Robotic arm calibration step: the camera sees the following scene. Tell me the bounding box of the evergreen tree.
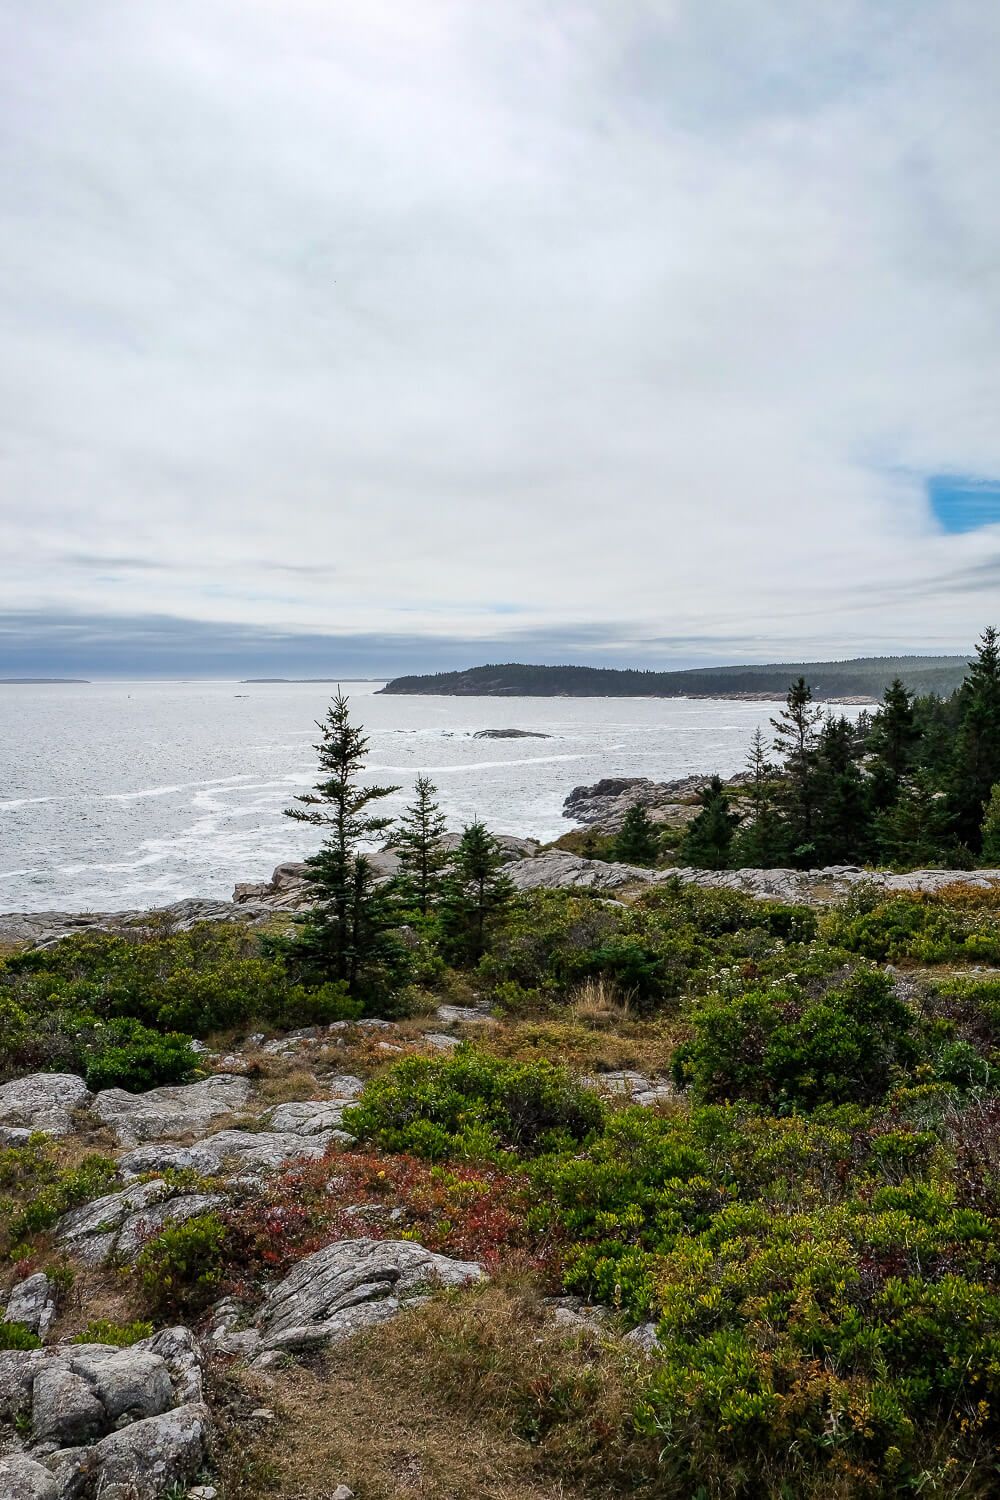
[981,784,1000,865]
[678,775,739,869]
[875,772,952,869]
[950,627,1000,849]
[732,728,789,867]
[391,775,449,916]
[867,678,917,808]
[440,821,514,965]
[282,692,405,994]
[771,678,824,865]
[613,802,661,866]
[810,715,871,865]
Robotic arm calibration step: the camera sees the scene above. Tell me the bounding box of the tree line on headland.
[380,654,971,699]
[603,627,1000,872]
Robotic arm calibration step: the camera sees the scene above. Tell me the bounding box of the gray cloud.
[2,0,1000,667]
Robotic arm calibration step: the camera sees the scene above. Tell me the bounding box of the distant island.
[0,677,91,685]
[380,656,972,701]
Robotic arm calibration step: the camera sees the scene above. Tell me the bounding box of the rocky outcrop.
[0,1074,93,1143]
[0,1328,207,1500]
[0,899,270,951]
[584,1070,674,1107]
[472,728,551,739]
[90,1074,252,1146]
[505,850,1000,906]
[507,851,658,892]
[253,1237,486,1353]
[563,775,745,833]
[54,1180,225,1265]
[4,1274,57,1341]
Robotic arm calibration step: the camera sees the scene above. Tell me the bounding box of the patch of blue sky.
[928,476,1000,535]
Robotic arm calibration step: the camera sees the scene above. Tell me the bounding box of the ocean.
[0,680,861,913]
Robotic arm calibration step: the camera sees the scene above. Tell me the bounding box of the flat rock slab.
[91,1074,252,1146]
[195,1127,337,1173]
[255,1236,486,1352]
[0,1073,92,1141]
[268,1100,349,1135]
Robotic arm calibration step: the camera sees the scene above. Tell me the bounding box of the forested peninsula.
[380,655,970,700]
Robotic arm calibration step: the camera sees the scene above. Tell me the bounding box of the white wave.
[0,796,54,810]
[101,775,256,803]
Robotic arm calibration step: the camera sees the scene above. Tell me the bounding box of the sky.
[2,0,1000,677]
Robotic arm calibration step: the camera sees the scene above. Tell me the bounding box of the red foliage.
[222,1147,564,1296]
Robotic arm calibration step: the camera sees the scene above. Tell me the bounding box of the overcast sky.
[2,0,1000,676]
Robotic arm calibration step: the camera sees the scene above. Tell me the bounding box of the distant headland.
[379,656,971,701]
[0,677,91,685]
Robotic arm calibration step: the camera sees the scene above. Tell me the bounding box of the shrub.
[2,1143,119,1251]
[72,1318,154,1346]
[132,1212,229,1318]
[671,967,917,1110]
[343,1051,605,1160]
[828,887,1000,964]
[0,1320,42,1349]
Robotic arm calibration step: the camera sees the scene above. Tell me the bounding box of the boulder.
[584,1070,674,1107]
[90,1074,252,1146]
[81,1399,211,1500]
[117,1143,225,1180]
[0,1455,60,1500]
[255,1237,486,1352]
[5,1273,57,1340]
[473,728,550,739]
[0,1074,92,1141]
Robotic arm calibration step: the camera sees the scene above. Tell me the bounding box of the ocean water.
[0,681,860,914]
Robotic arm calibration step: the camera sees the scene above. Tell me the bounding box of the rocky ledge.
[562,774,749,833]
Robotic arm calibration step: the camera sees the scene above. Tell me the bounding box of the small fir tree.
[440,820,514,965]
[981,783,1000,865]
[282,692,405,995]
[391,775,449,917]
[613,803,660,866]
[810,714,871,865]
[731,728,788,867]
[868,678,917,808]
[874,772,952,869]
[950,627,1000,848]
[678,776,740,869]
[771,677,824,865]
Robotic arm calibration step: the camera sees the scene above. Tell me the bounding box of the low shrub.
[343,1050,605,1160]
[131,1212,229,1318]
[0,1320,41,1349]
[828,886,1000,964]
[0,1139,119,1253]
[71,1318,154,1346]
[671,967,917,1110]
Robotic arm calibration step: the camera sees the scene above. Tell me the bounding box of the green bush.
[343,1050,605,1160]
[3,1148,119,1247]
[671,967,917,1110]
[71,1318,154,1346]
[828,887,1000,964]
[132,1213,229,1318]
[0,1320,42,1350]
[640,1191,1000,1494]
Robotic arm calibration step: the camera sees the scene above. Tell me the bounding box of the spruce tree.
[771,677,824,865]
[875,772,952,869]
[282,692,404,994]
[678,775,739,869]
[981,784,1000,865]
[868,678,917,808]
[810,715,871,865]
[440,820,514,965]
[391,775,449,917]
[732,728,788,867]
[613,802,660,866]
[950,627,1000,849]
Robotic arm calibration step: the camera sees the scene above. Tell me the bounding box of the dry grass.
[480,1017,683,1076]
[249,1279,659,1500]
[565,975,632,1028]
[44,1261,145,1343]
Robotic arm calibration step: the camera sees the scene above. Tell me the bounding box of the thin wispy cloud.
[1,0,999,673]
